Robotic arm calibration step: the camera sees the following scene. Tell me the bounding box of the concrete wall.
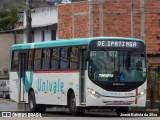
[24,7,57,28]
[0,33,23,74]
[23,7,58,43]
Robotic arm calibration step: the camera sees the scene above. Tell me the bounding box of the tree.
[0,7,20,31]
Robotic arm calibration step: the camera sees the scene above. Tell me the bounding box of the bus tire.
[28,90,46,112]
[69,93,84,116]
[116,107,129,116]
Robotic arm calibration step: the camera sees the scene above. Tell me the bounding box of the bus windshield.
[89,50,146,82]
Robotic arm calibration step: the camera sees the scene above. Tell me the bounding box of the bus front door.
[79,50,86,104]
[18,53,27,103]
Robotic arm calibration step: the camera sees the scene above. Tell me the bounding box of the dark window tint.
[70,47,79,70]
[60,48,69,69]
[51,48,60,70]
[28,50,34,70]
[42,49,51,70]
[11,51,19,71]
[34,49,42,70]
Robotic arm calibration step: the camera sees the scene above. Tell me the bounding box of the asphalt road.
[0,98,159,120]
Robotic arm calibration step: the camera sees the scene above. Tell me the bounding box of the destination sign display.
[90,40,144,49]
[97,41,137,48]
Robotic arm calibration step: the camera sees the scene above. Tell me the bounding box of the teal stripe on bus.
[34,39,88,49]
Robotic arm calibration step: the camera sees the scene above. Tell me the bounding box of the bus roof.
[11,37,144,50]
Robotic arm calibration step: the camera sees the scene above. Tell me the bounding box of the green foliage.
[0,7,20,31]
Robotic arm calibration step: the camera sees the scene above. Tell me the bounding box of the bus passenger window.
[11,51,19,71]
[60,48,69,70]
[28,50,34,70]
[51,48,60,70]
[34,49,42,70]
[42,49,51,70]
[70,47,79,70]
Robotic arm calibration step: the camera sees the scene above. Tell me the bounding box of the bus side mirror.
[79,45,89,61]
[141,53,145,57]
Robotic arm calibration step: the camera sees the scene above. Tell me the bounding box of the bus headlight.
[87,88,101,98]
[136,89,146,99]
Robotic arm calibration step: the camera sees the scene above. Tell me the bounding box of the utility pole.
[140,0,145,41]
[26,0,32,43]
[130,0,134,38]
[89,0,93,37]
[71,2,74,38]
[99,1,103,36]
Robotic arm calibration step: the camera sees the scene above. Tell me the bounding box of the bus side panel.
[10,72,19,102]
[62,72,80,106]
[33,72,59,105]
[24,71,34,103]
[31,71,80,106]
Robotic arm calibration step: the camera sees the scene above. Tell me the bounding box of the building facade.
[23,6,58,43]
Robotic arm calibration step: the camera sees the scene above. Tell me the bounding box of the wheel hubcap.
[30,95,34,109]
[71,98,76,110]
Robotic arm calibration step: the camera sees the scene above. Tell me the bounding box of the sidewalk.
[130,100,160,113]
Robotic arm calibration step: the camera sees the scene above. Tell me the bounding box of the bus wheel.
[116,107,129,116]
[69,93,84,116]
[29,90,46,112]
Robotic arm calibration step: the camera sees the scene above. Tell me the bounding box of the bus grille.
[106,87,135,92]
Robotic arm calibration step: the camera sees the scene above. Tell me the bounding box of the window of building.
[32,31,34,42]
[42,49,51,70]
[42,30,45,41]
[51,30,56,40]
[34,49,42,70]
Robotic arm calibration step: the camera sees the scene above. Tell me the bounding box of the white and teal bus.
[10,37,147,116]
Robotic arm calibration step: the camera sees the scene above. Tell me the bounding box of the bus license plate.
[113,101,123,105]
